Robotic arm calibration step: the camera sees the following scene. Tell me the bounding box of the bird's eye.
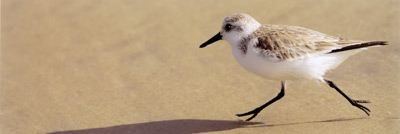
[225,24,232,31]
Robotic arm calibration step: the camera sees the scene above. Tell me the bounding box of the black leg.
[324,79,371,116]
[237,81,286,121]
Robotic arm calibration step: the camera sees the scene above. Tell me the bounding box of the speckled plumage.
[248,24,383,61]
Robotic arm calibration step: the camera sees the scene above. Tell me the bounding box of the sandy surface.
[2,0,400,133]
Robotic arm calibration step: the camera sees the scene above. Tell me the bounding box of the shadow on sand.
[48,119,261,134]
[48,118,367,134]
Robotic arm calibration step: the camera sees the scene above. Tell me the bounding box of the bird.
[199,13,387,121]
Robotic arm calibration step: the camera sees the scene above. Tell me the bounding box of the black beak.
[199,32,222,48]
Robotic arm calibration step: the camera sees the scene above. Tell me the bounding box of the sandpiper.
[200,13,387,121]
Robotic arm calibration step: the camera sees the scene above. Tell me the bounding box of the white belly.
[231,44,358,81]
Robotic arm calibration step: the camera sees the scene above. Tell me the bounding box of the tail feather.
[329,41,387,53]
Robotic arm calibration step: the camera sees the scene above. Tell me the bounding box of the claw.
[352,102,371,116]
[236,111,254,117]
[354,100,371,103]
[237,110,260,121]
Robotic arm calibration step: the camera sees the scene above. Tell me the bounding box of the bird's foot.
[236,108,262,121]
[351,100,371,116]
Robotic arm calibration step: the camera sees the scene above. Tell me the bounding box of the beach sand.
[2,0,399,133]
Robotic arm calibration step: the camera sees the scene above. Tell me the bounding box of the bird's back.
[249,24,386,61]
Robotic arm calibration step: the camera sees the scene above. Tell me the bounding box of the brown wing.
[252,25,369,60]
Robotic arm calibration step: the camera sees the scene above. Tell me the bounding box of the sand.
[1,0,399,133]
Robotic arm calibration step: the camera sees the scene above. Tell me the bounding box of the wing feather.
[251,25,370,61]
